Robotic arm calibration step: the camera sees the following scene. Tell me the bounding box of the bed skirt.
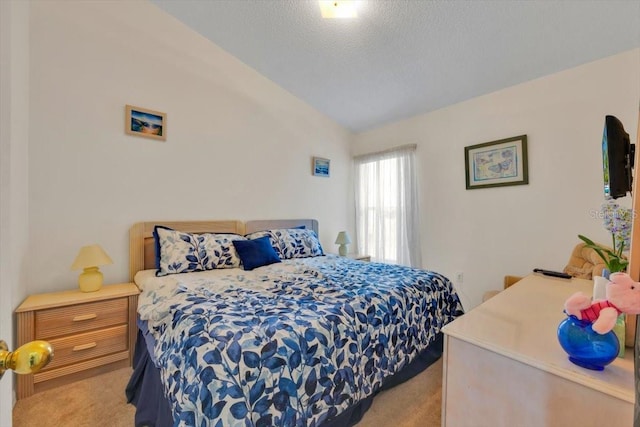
[126,330,444,427]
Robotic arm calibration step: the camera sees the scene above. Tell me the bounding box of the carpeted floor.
[13,359,442,427]
[358,358,442,427]
[13,368,136,427]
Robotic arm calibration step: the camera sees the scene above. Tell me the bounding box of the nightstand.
[15,282,139,399]
[346,254,371,262]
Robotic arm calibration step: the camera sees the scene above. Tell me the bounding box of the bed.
[126,219,463,427]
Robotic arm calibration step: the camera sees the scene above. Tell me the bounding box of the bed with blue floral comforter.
[131,255,463,427]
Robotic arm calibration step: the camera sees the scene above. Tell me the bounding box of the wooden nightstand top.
[16,282,139,312]
[345,254,371,261]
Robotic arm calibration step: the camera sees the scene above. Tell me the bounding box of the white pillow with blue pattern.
[155,226,246,276]
[245,228,324,259]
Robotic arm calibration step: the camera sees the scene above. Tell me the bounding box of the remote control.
[533,268,571,279]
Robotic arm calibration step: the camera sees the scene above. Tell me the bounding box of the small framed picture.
[312,157,330,177]
[125,105,166,141]
[464,135,528,189]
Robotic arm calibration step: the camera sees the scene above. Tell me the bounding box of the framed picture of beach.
[125,105,166,141]
[465,135,528,189]
[312,157,330,177]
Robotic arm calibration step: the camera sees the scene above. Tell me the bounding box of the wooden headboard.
[245,219,318,234]
[129,219,318,281]
[129,220,245,281]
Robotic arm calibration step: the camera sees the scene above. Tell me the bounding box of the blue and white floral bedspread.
[137,256,463,427]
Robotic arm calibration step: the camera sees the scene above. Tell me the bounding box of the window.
[354,145,421,267]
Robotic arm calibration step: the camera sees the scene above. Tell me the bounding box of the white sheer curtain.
[354,145,422,267]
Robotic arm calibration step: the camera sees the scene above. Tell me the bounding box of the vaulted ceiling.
[152,0,640,132]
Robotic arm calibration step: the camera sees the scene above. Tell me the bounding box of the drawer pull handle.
[72,314,97,322]
[72,342,97,352]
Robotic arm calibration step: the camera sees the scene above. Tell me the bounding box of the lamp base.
[338,244,348,256]
[78,267,103,292]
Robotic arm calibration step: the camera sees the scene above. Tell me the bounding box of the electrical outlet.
[455,272,464,283]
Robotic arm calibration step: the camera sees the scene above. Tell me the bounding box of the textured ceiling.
[151,0,640,132]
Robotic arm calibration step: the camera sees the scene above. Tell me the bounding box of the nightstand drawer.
[43,324,128,370]
[35,298,128,339]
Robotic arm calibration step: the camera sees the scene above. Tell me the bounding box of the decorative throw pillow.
[153,225,172,269]
[245,228,324,259]
[155,226,245,276]
[232,236,281,270]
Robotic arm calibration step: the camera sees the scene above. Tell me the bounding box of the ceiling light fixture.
[319,1,359,19]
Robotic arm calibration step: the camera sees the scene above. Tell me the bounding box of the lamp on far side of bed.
[335,231,351,256]
[70,244,113,292]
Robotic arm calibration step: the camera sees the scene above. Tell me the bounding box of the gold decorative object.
[0,339,53,379]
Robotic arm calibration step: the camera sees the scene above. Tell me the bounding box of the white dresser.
[441,274,634,427]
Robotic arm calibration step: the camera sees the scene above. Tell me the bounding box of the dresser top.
[442,274,634,403]
[16,282,139,312]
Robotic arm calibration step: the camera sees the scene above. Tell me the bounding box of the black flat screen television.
[603,115,635,199]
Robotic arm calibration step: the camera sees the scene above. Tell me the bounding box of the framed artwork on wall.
[125,105,166,141]
[312,157,330,177]
[465,135,528,189]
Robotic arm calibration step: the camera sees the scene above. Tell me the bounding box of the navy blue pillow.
[233,236,281,271]
[153,225,174,270]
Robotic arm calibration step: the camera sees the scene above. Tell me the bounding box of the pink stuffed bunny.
[564,272,640,334]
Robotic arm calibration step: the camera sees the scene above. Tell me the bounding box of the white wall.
[27,1,353,294]
[1,0,30,422]
[353,49,640,310]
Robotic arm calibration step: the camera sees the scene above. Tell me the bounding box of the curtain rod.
[353,143,417,160]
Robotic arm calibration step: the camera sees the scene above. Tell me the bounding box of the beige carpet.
[13,359,442,427]
[357,358,442,427]
[13,367,136,427]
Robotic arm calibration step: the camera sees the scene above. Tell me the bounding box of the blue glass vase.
[557,315,619,371]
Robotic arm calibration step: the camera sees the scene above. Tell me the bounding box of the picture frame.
[312,157,330,177]
[125,105,166,141]
[464,135,528,190]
